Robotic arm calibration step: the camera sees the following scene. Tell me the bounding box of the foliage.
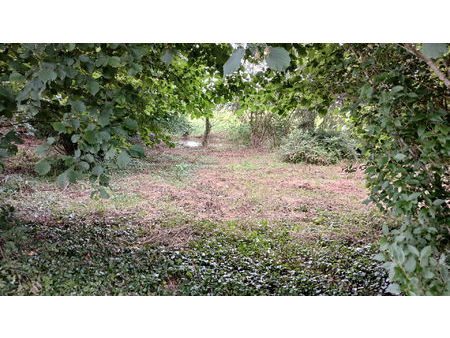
[158,113,192,136]
[281,129,358,165]
[0,43,229,194]
[287,43,449,295]
[0,219,388,296]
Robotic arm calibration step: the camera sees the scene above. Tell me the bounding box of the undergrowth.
[0,218,389,296]
[281,129,358,165]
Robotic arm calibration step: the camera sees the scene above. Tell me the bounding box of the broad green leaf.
[71,100,86,113]
[422,43,448,59]
[84,130,97,145]
[386,283,401,295]
[67,169,79,183]
[117,150,130,169]
[407,245,420,257]
[52,122,65,132]
[38,68,57,82]
[35,144,48,156]
[92,164,104,176]
[98,112,110,127]
[404,256,417,273]
[265,47,291,72]
[432,199,444,206]
[417,125,425,137]
[124,118,138,131]
[57,171,68,188]
[79,161,90,170]
[223,48,245,76]
[35,160,51,175]
[393,153,406,161]
[391,85,404,94]
[108,56,121,67]
[71,134,80,143]
[83,154,95,163]
[95,55,109,67]
[86,79,100,95]
[420,246,432,260]
[129,144,145,158]
[9,72,24,82]
[104,148,115,160]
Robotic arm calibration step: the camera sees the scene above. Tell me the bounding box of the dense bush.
[281,129,358,165]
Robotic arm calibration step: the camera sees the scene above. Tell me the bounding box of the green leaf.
[391,85,404,94]
[71,100,86,113]
[422,43,448,59]
[223,48,245,76]
[52,122,65,132]
[386,283,401,295]
[417,125,425,137]
[407,245,420,257]
[57,172,68,188]
[124,118,138,131]
[35,144,48,156]
[83,154,95,163]
[265,47,291,72]
[84,130,97,145]
[404,256,417,273]
[108,56,121,67]
[393,153,406,161]
[86,79,100,95]
[98,112,110,127]
[420,246,432,260]
[129,144,145,158]
[38,68,57,83]
[71,134,80,143]
[99,187,110,199]
[92,164,104,176]
[104,148,115,160]
[95,55,109,67]
[382,223,389,235]
[79,161,90,170]
[116,150,130,169]
[67,169,79,183]
[9,72,24,82]
[432,199,444,206]
[162,49,174,66]
[34,160,51,175]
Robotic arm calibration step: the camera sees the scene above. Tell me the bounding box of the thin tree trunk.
[202,117,211,147]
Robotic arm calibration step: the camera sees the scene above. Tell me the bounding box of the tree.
[284,43,449,295]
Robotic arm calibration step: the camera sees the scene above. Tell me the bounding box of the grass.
[0,133,393,295]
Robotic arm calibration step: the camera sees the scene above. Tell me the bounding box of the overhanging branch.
[403,43,450,89]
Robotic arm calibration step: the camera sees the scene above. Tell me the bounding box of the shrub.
[228,123,251,145]
[281,129,358,165]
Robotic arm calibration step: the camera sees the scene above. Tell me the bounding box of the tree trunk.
[202,117,211,147]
